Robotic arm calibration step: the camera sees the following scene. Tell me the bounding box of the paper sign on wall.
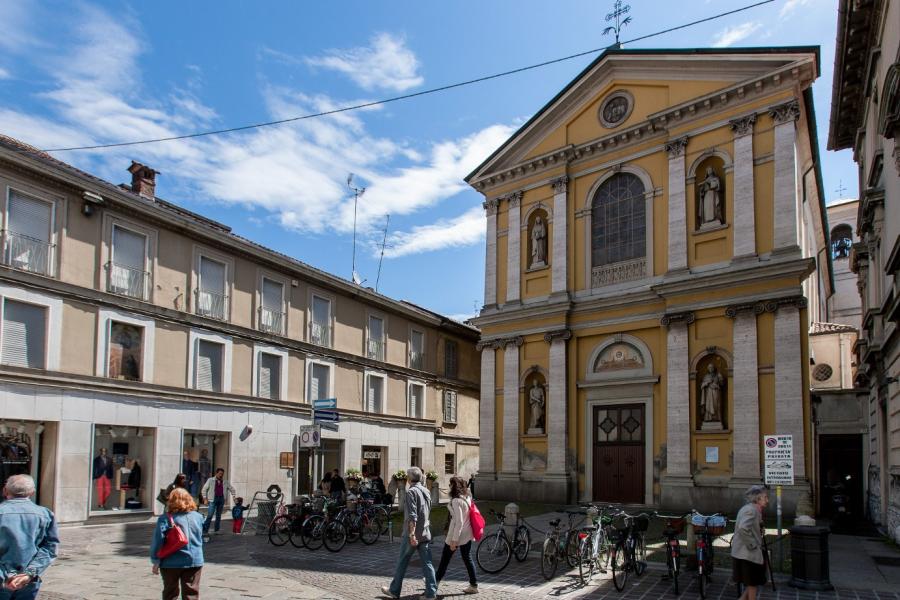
[764,434,794,485]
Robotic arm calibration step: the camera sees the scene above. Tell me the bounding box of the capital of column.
[660,311,695,328]
[768,99,800,125]
[502,335,524,348]
[543,329,572,343]
[759,295,807,313]
[483,198,500,215]
[665,136,688,158]
[505,191,523,208]
[550,176,569,194]
[729,114,756,137]
[725,302,764,318]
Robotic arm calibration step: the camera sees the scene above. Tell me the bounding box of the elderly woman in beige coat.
[731,485,769,599]
[434,476,478,595]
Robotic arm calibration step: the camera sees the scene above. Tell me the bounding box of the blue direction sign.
[314,409,339,422]
[313,398,337,410]
[320,422,339,432]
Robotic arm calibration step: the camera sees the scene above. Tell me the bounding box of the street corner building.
[467,47,834,516]
[0,136,480,523]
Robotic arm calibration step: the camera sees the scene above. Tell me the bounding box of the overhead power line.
[39,0,775,153]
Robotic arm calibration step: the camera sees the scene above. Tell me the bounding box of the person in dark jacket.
[150,488,204,600]
[330,469,346,501]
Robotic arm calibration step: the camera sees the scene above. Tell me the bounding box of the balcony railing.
[409,350,425,370]
[259,306,285,335]
[195,289,228,320]
[367,338,384,361]
[2,230,54,277]
[310,321,331,347]
[106,261,149,300]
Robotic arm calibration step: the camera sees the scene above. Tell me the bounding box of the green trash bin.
[789,525,833,590]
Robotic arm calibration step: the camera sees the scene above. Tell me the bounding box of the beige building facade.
[0,136,479,523]
[829,0,900,541]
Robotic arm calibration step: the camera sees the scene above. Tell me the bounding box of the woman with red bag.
[434,476,479,595]
[149,488,205,599]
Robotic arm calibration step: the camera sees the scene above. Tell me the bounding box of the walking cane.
[762,534,776,592]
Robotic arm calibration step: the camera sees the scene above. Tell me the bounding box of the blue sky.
[0,0,853,320]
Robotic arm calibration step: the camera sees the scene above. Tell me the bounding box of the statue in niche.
[697,166,725,228]
[699,363,725,430]
[527,379,545,433]
[531,215,547,268]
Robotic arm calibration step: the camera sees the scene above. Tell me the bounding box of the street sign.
[298,425,321,448]
[313,398,337,410]
[764,434,794,485]
[320,422,339,432]
[314,409,339,422]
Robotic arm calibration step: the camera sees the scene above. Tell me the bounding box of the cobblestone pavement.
[39,513,900,600]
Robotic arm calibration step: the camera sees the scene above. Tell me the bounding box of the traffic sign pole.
[776,485,783,571]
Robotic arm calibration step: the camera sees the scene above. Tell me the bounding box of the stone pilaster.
[730,115,757,257]
[661,311,694,477]
[726,303,761,479]
[666,137,689,271]
[506,192,522,303]
[483,198,500,306]
[769,100,800,251]
[501,336,523,475]
[773,297,807,478]
[550,177,568,295]
[477,341,497,476]
[544,329,571,474]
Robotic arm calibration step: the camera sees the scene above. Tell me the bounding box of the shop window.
[308,361,331,402]
[2,190,55,277]
[410,447,422,469]
[444,453,455,475]
[107,321,143,381]
[1,299,46,369]
[91,425,154,514]
[443,390,457,424]
[182,431,228,499]
[257,352,281,400]
[408,381,425,419]
[444,339,458,379]
[194,339,224,392]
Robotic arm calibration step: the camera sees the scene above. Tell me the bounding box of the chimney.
[128,161,159,199]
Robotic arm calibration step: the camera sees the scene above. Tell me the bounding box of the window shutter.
[1,299,46,368]
[199,257,226,293]
[196,340,222,392]
[312,296,330,325]
[262,279,282,310]
[8,192,52,242]
[258,353,280,400]
[445,340,458,378]
[112,226,146,269]
[310,363,329,401]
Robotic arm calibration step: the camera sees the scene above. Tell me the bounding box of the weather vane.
[603,1,632,47]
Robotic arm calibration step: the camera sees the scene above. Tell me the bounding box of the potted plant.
[425,470,439,482]
[426,470,440,503]
[346,467,362,481]
[393,469,408,482]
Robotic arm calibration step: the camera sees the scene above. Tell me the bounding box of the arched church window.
[830,224,852,259]
[591,173,646,285]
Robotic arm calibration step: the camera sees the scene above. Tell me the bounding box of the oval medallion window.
[812,363,833,382]
[598,90,634,128]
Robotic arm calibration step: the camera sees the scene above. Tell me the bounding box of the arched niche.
[525,206,551,270]
[520,366,548,434]
[691,347,731,431]
[585,333,654,382]
[692,155,728,231]
[687,148,733,180]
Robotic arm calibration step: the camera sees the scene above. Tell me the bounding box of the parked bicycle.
[268,499,314,548]
[576,504,618,585]
[300,496,347,552]
[334,496,381,545]
[655,512,688,595]
[475,508,531,574]
[690,511,727,599]
[609,510,650,591]
[540,509,589,580]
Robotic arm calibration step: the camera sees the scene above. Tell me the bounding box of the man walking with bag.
[0,475,59,600]
[382,467,437,599]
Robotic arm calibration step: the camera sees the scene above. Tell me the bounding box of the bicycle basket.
[311,497,326,512]
[691,514,727,535]
[632,515,650,532]
[664,518,686,535]
[286,503,303,516]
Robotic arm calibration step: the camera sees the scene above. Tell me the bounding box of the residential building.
[0,136,479,523]
[829,0,900,540]
[467,47,831,514]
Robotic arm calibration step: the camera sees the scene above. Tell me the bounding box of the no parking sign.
[299,425,321,448]
[764,434,794,485]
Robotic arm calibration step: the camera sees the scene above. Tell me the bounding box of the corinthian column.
[727,303,761,479]
[550,177,568,295]
[769,100,800,251]
[544,329,571,474]
[477,341,497,476]
[501,337,523,475]
[662,311,693,477]
[730,115,757,258]
[506,192,522,304]
[773,297,807,478]
[483,198,500,306]
[666,137,689,271]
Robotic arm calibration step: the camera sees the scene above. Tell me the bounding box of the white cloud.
[384,206,485,258]
[711,21,762,48]
[304,33,424,92]
[0,67,10,80]
[780,0,814,17]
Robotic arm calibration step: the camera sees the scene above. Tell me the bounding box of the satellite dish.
[352,271,363,285]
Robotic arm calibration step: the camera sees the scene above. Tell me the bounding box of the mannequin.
[126,458,142,498]
[93,447,114,508]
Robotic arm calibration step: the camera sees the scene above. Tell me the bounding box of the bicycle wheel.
[267,515,291,546]
[323,520,347,552]
[301,515,325,551]
[611,541,628,591]
[289,517,306,548]
[633,534,646,576]
[596,531,612,573]
[565,530,580,567]
[476,532,512,574]
[514,525,531,562]
[374,507,390,534]
[360,514,381,545]
[540,537,558,581]
[578,537,596,586]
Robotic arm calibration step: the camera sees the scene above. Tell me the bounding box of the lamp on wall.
[239,425,253,442]
[81,190,103,217]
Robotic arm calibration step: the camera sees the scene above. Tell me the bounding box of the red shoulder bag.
[156,513,188,559]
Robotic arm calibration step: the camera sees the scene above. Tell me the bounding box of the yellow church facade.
[467,47,831,513]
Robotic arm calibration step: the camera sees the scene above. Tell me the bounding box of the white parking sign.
[764,434,794,485]
[299,425,321,448]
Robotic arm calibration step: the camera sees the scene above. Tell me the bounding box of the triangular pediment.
[466,47,819,185]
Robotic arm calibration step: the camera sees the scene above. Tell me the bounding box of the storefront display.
[0,420,47,505]
[182,431,228,500]
[90,425,154,514]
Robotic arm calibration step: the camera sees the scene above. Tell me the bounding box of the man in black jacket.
[330,469,346,500]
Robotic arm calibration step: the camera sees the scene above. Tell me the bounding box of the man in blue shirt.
[0,475,59,600]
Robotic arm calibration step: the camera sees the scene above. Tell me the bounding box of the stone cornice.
[543,329,572,343]
[665,136,689,158]
[768,99,800,124]
[550,176,569,194]
[660,311,695,327]
[729,114,756,137]
[725,294,806,317]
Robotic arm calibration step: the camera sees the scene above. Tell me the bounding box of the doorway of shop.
[818,433,863,532]
[361,446,385,480]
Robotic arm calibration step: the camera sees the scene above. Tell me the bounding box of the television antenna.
[603,1,632,46]
[375,215,392,293]
[347,173,366,284]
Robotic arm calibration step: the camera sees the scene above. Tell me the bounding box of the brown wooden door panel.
[592,404,644,504]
